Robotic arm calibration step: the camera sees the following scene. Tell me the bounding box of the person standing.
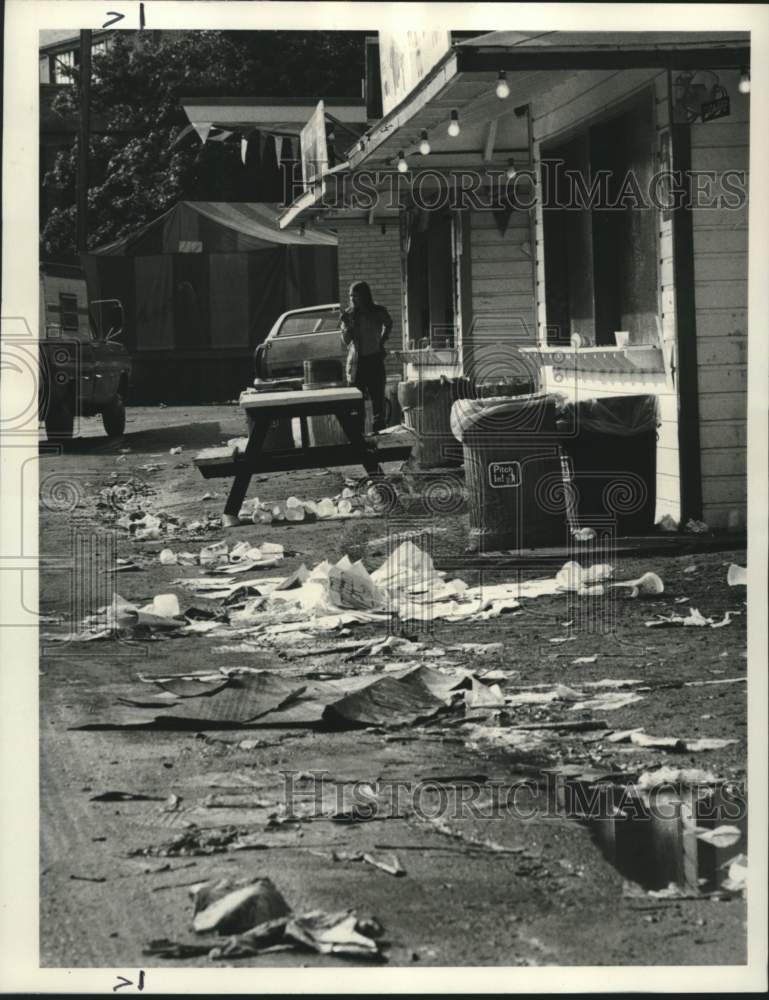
[340,280,392,433]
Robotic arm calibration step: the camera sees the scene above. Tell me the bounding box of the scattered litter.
[727,564,747,587]
[685,518,709,534]
[421,816,525,856]
[674,596,689,604]
[636,767,718,789]
[143,938,212,959]
[657,514,678,532]
[696,826,741,849]
[611,571,664,598]
[555,561,613,594]
[170,447,183,455]
[572,527,597,541]
[159,549,178,565]
[682,565,698,574]
[111,557,140,573]
[572,656,597,665]
[90,790,165,802]
[568,690,644,712]
[207,917,290,959]
[684,737,737,751]
[721,854,747,893]
[192,877,291,935]
[464,678,504,711]
[607,729,736,753]
[646,607,740,629]
[284,910,382,959]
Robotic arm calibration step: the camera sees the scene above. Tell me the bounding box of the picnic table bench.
[194,386,412,525]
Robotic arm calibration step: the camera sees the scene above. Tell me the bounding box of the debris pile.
[244,484,385,524]
[143,876,385,962]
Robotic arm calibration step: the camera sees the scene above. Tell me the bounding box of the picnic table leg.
[223,414,270,524]
[334,407,383,476]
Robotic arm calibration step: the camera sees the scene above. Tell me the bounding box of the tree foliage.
[41,30,365,257]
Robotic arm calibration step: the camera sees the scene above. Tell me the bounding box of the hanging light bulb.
[496,70,510,99]
[418,130,431,155]
[505,159,517,181]
[447,110,460,137]
[738,68,750,94]
[396,151,408,173]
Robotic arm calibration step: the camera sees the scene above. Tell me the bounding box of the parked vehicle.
[254,303,343,380]
[38,262,131,440]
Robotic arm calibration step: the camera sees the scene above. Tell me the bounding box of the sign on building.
[379,30,452,116]
[300,100,328,191]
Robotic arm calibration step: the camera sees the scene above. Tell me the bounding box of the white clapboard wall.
[464,208,538,385]
[690,69,748,529]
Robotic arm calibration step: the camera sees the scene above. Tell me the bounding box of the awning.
[92,201,337,256]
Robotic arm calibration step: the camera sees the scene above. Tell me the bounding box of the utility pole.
[76,29,92,253]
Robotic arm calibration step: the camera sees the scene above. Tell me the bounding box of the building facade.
[279,31,750,530]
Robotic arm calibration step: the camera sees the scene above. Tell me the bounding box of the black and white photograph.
[1,0,767,991]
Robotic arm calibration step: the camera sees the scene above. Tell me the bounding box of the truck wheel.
[102,394,126,437]
[45,399,74,441]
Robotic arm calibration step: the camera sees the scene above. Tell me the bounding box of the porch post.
[670,115,704,522]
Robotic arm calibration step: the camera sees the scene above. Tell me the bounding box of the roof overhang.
[347,32,750,171]
[278,31,750,230]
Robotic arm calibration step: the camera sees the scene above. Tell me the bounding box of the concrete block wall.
[334,218,403,377]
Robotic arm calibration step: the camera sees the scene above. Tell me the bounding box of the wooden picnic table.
[194,386,412,525]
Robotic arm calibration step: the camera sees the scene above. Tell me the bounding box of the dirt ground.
[38,405,748,969]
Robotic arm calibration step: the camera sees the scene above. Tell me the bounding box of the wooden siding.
[464,208,538,383]
[690,69,748,529]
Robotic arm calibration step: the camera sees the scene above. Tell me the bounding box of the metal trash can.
[451,393,567,551]
[556,395,659,534]
[398,377,470,468]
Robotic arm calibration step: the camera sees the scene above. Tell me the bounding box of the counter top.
[519,345,664,374]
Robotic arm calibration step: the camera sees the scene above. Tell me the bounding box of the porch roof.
[277,30,749,229]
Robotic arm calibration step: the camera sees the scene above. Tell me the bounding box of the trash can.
[556,395,659,534]
[451,393,568,551]
[398,377,470,468]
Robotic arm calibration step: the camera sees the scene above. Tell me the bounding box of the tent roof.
[92,201,337,256]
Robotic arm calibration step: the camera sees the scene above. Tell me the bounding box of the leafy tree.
[42,30,365,257]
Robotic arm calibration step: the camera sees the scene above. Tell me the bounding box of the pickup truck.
[39,262,131,440]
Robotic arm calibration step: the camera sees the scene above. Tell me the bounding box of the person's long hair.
[349,280,375,312]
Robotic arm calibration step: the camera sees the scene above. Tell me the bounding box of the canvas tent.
[83,202,338,403]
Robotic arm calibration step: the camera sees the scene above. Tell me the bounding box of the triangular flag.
[274,134,284,166]
[170,123,196,149]
[241,138,249,164]
[492,207,513,237]
[193,122,211,144]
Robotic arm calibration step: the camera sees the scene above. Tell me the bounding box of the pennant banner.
[240,138,249,165]
[274,134,284,167]
[169,123,196,149]
[193,122,212,144]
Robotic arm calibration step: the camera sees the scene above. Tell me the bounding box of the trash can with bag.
[398,377,471,468]
[556,395,659,534]
[451,392,568,551]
